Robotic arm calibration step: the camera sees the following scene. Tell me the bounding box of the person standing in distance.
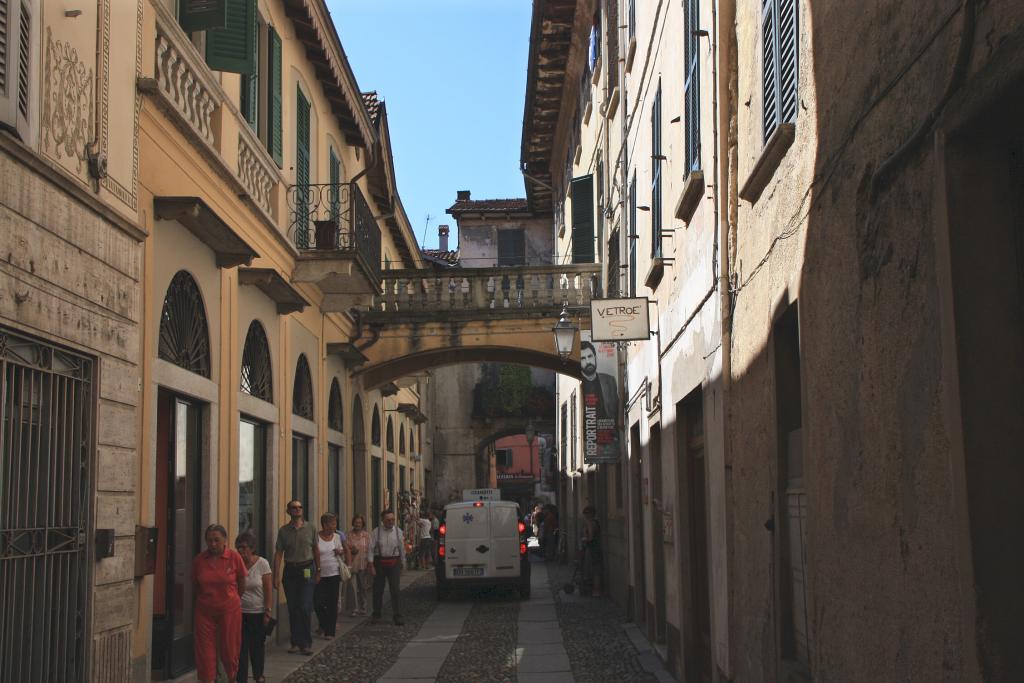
[368,508,405,626]
[273,499,320,655]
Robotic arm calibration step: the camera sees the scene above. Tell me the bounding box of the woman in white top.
[313,513,350,638]
[235,531,272,683]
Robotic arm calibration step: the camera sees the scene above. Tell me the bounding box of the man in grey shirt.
[368,508,405,625]
[273,499,320,654]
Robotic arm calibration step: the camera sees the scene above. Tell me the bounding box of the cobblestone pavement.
[283,571,437,683]
[278,557,667,682]
[545,561,661,682]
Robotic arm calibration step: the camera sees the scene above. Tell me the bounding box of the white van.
[435,500,531,600]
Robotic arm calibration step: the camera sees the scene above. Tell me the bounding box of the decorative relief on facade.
[42,28,93,173]
[98,0,142,209]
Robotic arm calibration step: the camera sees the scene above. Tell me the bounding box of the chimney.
[438,225,450,251]
[456,190,471,201]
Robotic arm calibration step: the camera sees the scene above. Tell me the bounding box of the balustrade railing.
[151,4,221,145]
[288,182,382,282]
[372,264,601,313]
[237,129,277,215]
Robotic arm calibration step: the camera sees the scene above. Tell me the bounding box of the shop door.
[152,390,202,678]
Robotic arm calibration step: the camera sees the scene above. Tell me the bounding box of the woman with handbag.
[313,513,350,638]
[347,514,372,616]
[235,531,272,683]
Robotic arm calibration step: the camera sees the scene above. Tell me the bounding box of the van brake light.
[518,521,526,534]
[473,502,484,507]
[520,542,527,555]
[439,524,446,536]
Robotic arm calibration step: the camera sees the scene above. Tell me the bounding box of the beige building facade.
[1,0,432,680]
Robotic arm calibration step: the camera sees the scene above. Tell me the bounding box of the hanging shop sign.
[590,298,651,341]
[580,330,622,464]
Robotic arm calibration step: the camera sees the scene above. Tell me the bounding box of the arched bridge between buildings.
[329,265,601,388]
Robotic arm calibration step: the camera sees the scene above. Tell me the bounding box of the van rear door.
[445,504,491,579]
[490,503,521,579]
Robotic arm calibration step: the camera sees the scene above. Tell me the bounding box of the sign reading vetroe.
[580,330,622,463]
[590,298,651,341]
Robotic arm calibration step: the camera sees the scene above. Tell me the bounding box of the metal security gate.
[0,327,93,683]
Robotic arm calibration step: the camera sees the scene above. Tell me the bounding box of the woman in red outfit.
[192,524,247,683]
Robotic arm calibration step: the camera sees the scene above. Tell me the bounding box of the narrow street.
[281,556,671,683]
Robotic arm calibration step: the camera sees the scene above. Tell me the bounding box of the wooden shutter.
[329,148,340,224]
[571,174,595,264]
[0,0,32,137]
[651,84,663,258]
[179,0,227,33]
[268,26,282,166]
[498,229,526,266]
[762,0,778,139]
[206,0,256,75]
[684,0,700,173]
[777,0,798,126]
[296,87,310,184]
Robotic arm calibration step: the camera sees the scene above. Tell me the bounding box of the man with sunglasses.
[273,499,321,654]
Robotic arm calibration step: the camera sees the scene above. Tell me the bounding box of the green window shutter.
[179,0,227,32]
[206,0,257,75]
[570,174,595,264]
[241,69,258,129]
[268,26,283,166]
[296,86,310,187]
[329,149,341,224]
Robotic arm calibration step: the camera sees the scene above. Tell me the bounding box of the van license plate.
[453,566,484,577]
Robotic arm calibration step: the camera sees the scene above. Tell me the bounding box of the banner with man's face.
[580,330,621,464]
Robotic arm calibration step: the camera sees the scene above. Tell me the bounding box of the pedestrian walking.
[417,511,434,569]
[234,531,272,683]
[192,524,246,683]
[347,514,371,616]
[368,508,405,625]
[581,505,604,597]
[313,513,349,639]
[273,499,320,655]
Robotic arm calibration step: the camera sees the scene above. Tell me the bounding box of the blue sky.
[327,0,533,250]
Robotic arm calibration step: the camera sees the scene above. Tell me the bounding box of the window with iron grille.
[159,271,211,378]
[240,320,272,402]
[292,354,313,420]
[496,448,513,468]
[327,378,343,432]
[651,82,663,258]
[0,325,94,683]
[684,0,701,174]
[629,175,638,296]
[498,229,526,266]
[762,0,798,141]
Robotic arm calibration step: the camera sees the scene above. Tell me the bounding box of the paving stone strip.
[515,559,574,683]
[282,572,437,683]
[434,586,520,683]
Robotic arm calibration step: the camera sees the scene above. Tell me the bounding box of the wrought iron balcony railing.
[288,182,382,282]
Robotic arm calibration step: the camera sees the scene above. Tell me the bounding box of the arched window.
[292,354,314,419]
[399,427,406,454]
[409,427,415,454]
[371,405,381,446]
[240,321,273,402]
[328,378,343,432]
[158,271,210,377]
[386,416,394,452]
